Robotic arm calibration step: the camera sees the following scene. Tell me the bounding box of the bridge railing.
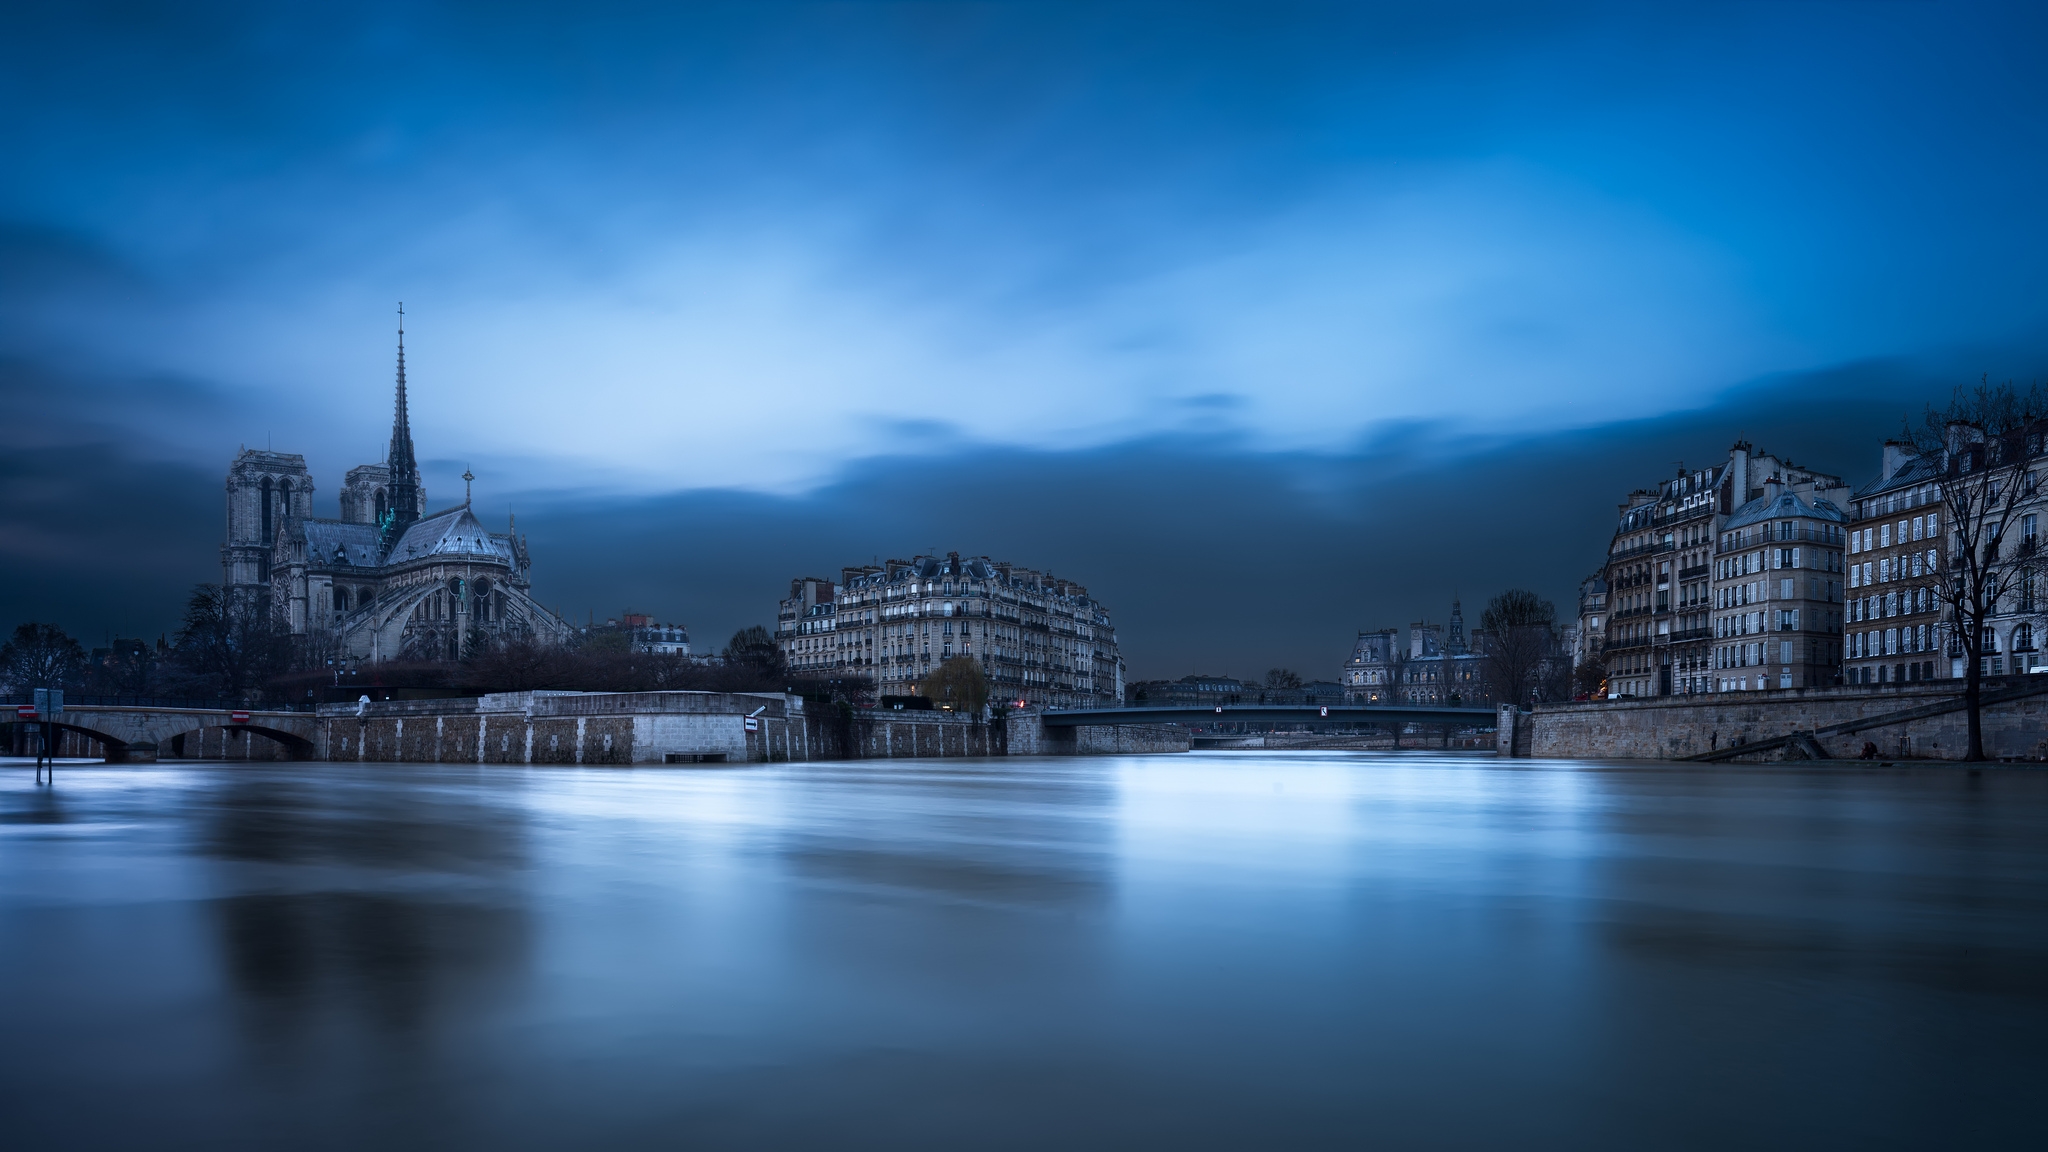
[0,694,317,713]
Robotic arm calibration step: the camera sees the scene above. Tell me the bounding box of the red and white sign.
[16,705,36,718]
[743,717,759,732]
[230,711,250,723]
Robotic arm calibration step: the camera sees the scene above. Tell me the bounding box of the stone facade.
[774,552,1124,709]
[1844,441,1952,684]
[1709,478,1848,692]
[1596,443,1844,699]
[1342,604,1486,705]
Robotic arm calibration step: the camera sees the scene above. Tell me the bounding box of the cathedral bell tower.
[381,303,423,552]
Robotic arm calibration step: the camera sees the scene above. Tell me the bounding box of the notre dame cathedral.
[221,313,571,662]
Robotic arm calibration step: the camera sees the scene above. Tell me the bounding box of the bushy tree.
[922,657,989,714]
[722,625,784,678]
[0,622,85,691]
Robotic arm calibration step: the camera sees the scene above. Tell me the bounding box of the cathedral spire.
[382,302,422,549]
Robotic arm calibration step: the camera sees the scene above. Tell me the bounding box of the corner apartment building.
[1842,441,1958,684]
[774,552,1123,708]
[1709,479,1847,692]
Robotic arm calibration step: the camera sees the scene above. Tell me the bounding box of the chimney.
[1880,439,1913,483]
[1727,441,1751,507]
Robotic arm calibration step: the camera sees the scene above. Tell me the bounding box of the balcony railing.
[1610,540,1676,561]
[1720,527,1840,552]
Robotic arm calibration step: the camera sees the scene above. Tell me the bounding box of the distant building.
[587,612,691,655]
[1342,601,1485,705]
[1127,675,1247,706]
[773,552,1123,708]
[1572,574,1608,682]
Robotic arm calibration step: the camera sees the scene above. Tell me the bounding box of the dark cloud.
[386,354,1985,680]
[0,346,2027,677]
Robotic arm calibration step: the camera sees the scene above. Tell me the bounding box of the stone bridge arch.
[3,707,317,762]
[157,722,316,761]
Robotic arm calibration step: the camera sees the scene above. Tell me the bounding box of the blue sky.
[6,1,2048,673]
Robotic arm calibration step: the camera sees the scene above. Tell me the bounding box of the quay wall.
[1518,680,2048,762]
[312,693,1190,765]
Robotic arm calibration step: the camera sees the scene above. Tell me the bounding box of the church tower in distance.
[381,303,423,550]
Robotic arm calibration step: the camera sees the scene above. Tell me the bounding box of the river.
[2,752,2043,1149]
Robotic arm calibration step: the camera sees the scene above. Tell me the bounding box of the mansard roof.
[1722,489,1846,531]
[302,519,383,567]
[384,505,513,566]
[1852,450,1942,499]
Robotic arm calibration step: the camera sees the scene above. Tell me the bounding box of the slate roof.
[301,520,384,567]
[385,506,514,565]
[1852,451,1942,499]
[1722,489,1846,531]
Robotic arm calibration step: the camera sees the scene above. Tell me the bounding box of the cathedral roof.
[302,520,384,567]
[385,506,513,566]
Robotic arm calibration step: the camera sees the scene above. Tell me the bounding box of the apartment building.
[1599,458,1727,698]
[1842,442,1949,684]
[774,552,1123,708]
[1709,479,1847,692]
[1600,443,1845,698]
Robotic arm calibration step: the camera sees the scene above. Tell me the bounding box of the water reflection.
[199,769,532,1055]
[0,755,2043,1150]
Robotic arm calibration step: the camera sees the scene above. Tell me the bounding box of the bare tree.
[167,585,294,702]
[1479,589,1561,705]
[1264,668,1302,690]
[1902,379,2048,761]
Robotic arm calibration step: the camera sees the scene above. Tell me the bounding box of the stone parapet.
[1529,677,2048,761]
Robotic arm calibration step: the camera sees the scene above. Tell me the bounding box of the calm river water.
[2,752,2044,1149]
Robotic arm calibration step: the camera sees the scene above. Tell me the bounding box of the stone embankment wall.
[320,691,812,765]
[1006,714,1190,756]
[314,693,1191,765]
[1518,680,2048,761]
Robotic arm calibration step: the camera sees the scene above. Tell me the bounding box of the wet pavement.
[2,752,2044,1149]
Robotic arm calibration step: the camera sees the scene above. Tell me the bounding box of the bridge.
[1040,704,1498,728]
[3,704,317,762]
